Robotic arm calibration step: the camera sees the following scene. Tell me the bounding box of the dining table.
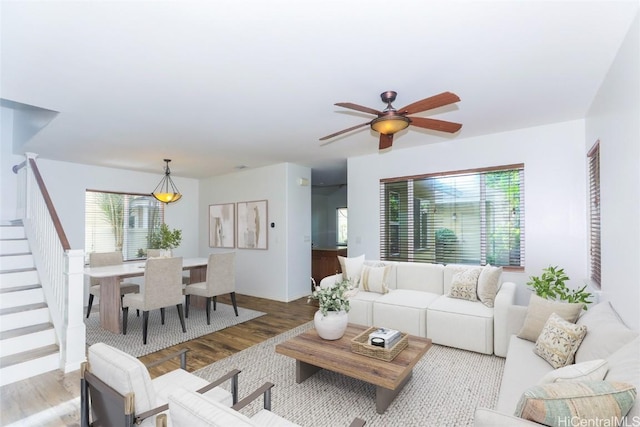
[84,257,208,334]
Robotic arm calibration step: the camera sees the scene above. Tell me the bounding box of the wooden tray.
[350,326,408,361]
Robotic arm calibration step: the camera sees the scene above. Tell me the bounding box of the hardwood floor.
[0,294,317,426]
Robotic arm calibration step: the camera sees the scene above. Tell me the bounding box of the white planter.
[314,310,348,340]
[159,249,172,257]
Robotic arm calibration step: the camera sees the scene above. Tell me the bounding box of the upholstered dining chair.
[148,249,190,285]
[184,252,238,325]
[122,257,186,345]
[81,342,241,427]
[86,251,140,318]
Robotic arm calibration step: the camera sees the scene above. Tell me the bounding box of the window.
[588,141,601,287]
[85,190,164,262]
[380,164,525,268]
[336,208,348,245]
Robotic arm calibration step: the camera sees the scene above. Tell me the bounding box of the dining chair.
[122,257,186,345]
[184,252,238,325]
[148,248,190,285]
[86,251,140,318]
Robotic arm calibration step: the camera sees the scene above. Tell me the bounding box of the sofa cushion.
[428,294,493,318]
[537,359,608,384]
[396,262,444,293]
[534,313,587,368]
[338,254,365,285]
[517,294,583,342]
[514,381,637,427]
[359,264,391,294]
[574,301,639,363]
[496,336,555,414]
[448,267,482,301]
[604,337,640,421]
[477,264,503,307]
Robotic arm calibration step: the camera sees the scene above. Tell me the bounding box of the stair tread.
[0,344,59,368]
[0,322,54,340]
[0,267,37,274]
[0,302,48,316]
[0,284,42,294]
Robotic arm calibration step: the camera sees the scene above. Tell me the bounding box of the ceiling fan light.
[151,159,182,204]
[371,116,410,135]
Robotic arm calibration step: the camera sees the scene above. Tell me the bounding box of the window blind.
[587,141,601,287]
[85,190,164,262]
[380,164,525,268]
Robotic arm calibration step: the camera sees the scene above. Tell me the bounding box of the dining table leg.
[99,276,122,333]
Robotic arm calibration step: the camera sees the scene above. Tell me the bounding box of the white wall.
[347,120,588,306]
[199,162,311,302]
[0,107,22,222]
[586,13,639,331]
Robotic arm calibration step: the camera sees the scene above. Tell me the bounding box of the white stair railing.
[14,152,86,373]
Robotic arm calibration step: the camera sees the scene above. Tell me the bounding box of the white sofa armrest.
[493,282,516,357]
[318,273,341,289]
[474,408,541,427]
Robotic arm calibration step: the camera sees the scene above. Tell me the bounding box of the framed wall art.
[209,203,235,248]
[236,200,268,249]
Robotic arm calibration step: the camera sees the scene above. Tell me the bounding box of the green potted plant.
[526,265,593,309]
[149,223,182,256]
[308,278,356,340]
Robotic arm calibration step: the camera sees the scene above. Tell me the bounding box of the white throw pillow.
[338,254,365,285]
[359,265,391,294]
[476,264,502,307]
[538,359,608,384]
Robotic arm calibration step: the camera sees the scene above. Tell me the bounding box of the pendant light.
[151,159,182,204]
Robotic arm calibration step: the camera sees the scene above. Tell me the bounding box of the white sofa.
[474,300,640,426]
[320,260,516,355]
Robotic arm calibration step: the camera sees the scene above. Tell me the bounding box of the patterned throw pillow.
[476,264,502,307]
[534,313,588,368]
[448,267,482,301]
[359,265,391,294]
[514,381,637,427]
[517,294,584,342]
[537,359,608,384]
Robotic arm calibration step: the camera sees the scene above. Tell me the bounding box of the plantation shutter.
[587,141,601,287]
[380,164,524,268]
[85,190,164,262]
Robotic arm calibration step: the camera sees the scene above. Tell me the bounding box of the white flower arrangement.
[308,277,358,316]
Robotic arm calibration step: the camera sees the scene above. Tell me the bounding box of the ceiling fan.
[319,91,462,150]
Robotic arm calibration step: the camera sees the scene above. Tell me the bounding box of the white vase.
[159,249,172,257]
[314,310,348,340]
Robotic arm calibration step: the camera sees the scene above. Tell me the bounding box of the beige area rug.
[196,322,505,427]
[85,303,265,357]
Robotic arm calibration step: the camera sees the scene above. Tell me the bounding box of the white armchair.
[81,342,240,427]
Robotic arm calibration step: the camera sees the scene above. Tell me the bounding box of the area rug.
[85,303,265,357]
[195,322,505,427]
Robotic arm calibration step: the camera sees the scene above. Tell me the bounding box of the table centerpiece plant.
[149,223,182,257]
[308,277,357,340]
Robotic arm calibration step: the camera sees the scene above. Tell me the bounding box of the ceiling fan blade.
[399,92,461,115]
[335,102,382,116]
[379,133,394,150]
[319,121,371,141]
[409,117,463,133]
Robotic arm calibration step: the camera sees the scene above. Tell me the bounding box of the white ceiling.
[1,1,637,185]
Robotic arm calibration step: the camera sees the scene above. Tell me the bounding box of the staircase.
[0,222,60,387]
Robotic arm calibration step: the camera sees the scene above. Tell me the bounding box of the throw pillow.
[448,267,482,301]
[476,264,503,307]
[538,359,608,384]
[514,381,637,427]
[359,265,391,294]
[534,313,588,368]
[517,294,584,342]
[338,254,365,285]
[574,301,639,363]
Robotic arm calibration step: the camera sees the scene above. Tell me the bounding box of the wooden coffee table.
[275,323,432,414]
